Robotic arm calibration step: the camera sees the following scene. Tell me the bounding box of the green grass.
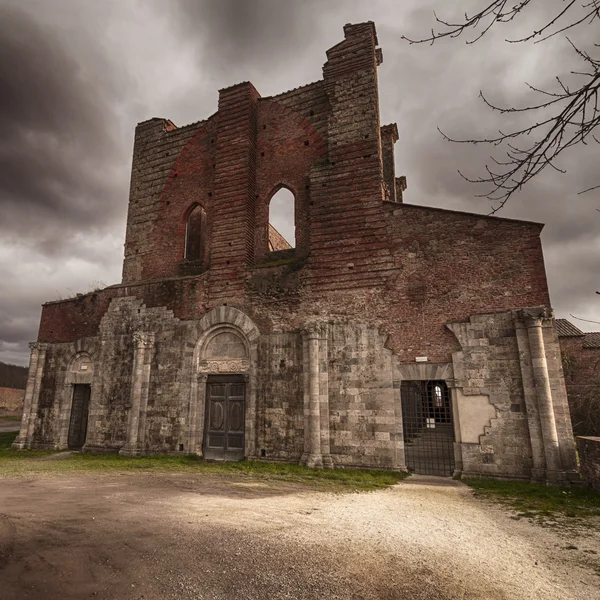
[0,415,22,422]
[0,432,409,490]
[465,477,600,520]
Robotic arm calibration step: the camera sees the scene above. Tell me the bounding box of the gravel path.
[0,473,598,599]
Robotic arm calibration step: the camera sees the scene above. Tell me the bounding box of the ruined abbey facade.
[15,23,578,483]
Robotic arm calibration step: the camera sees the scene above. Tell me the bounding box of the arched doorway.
[64,353,94,450]
[199,328,250,461]
[186,307,260,459]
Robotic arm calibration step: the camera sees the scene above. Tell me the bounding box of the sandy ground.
[0,473,598,600]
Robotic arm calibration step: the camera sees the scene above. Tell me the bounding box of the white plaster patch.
[456,389,497,444]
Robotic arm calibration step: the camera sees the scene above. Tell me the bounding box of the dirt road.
[0,473,598,599]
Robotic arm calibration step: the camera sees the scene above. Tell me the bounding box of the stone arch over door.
[58,351,96,449]
[185,307,260,457]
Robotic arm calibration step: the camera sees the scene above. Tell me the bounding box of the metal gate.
[68,384,90,449]
[203,375,245,461]
[401,380,455,476]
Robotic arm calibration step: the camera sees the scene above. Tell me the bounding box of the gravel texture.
[0,473,598,599]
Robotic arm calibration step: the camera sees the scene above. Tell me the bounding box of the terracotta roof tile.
[583,332,600,348]
[555,319,584,337]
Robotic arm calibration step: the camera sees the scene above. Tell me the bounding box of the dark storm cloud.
[391,3,600,324]
[0,4,127,246]
[1,0,598,367]
[0,2,132,365]
[172,0,324,69]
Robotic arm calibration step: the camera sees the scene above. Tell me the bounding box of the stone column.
[524,315,563,482]
[446,378,464,474]
[120,332,155,456]
[318,324,333,469]
[58,382,74,449]
[13,342,47,450]
[515,319,547,482]
[187,373,207,455]
[304,328,323,468]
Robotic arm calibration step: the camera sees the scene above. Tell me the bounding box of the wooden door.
[68,384,90,449]
[203,376,245,461]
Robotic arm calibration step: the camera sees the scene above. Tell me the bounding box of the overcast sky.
[1,0,599,366]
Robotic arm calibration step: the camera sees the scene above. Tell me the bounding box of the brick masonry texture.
[15,22,579,482]
[0,387,24,413]
[556,322,600,438]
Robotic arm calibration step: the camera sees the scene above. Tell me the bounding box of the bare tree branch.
[403,1,600,213]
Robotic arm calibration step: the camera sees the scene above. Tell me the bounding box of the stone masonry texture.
[576,437,600,493]
[15,22,579,483]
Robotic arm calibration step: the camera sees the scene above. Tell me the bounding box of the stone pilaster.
[523,312,564,482]
[120,332,155,456]
[13,342,48,450]
[187,373,208,455]
[318,324,333,469]
[301,327,324,468]
[514,319,547,482]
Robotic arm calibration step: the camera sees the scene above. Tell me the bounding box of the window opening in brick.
[268,187,295,250]
[434,384,443,408]
[185,204,206,261]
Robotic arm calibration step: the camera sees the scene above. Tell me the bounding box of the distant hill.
[0,361,28,389]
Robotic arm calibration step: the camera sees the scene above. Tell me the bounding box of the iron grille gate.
[401,380,455,476]
[68,384,90,449]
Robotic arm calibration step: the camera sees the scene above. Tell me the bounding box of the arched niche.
[183,203,207,266]
[68,353,94,384]
[198,327,250,374]
[185,307,260,458]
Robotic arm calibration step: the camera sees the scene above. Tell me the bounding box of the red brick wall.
[381,203,550,363]
[559,336,600,435]
[39,21,552,367]
[38,276,208,343]
[122,118,205,283]
[254,98,327,261]
[140,117,217,280]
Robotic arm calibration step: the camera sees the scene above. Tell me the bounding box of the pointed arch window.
[185,204,207,262]
[268,187,295,251]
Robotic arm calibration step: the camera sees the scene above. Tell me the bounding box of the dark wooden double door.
[203,376,246,461]
[68,384,90,449]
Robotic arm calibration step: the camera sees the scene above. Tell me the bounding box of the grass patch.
[0,415,22,422]
[0,440,409,490]
[465,477,600,520]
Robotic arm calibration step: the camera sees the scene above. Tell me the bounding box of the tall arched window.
[268,187,295,251]
[185,204,206,262]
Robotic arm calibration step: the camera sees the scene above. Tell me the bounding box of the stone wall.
[16,22,579,483]
[448,309,577,483]
[576,436,600,493]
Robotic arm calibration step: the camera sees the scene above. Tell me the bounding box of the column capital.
[303,322,328,341]
[29,341,49,352]
[133,332,155,349]
[516,307,553,329]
